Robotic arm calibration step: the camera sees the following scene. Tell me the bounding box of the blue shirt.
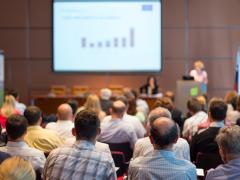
[129,150,197,180]
[206,158,240,180]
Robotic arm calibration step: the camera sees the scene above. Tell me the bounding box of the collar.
[152,149,175,157]
[73,140,95,150]
[27,126,43,130]
[57,120,72,124]
[209,121,225,128]
[7,141,28,148]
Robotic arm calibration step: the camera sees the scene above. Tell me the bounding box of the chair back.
[111,151,128,177]
[195,152,223,171]
[106,142,133,162]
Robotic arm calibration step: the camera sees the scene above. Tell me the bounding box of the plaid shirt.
[42,140,116,180]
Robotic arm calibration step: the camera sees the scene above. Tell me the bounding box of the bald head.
[150,117,178,149]
[111,100,126,118]
[57,104,73,121]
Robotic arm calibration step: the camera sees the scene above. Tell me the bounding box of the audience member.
[100,88,112,115]
[182,98,207,141]
[67,99,79,117]
[77,94,106,121]
[190,99,227,162]
[139,75,159,95]
[0,95,20,129]
[42,110,116,180]
[98,100,137,148]
[46,103,74,139]
[154,96,183,130]
[205,126,240,179]
[7,89,26,115]
[128,117,196,180]
[131,89,149,119]
[133,107,190,161]
[24,106,64,152]
[0,156,36,180]
[0,114,46,171]
[226,95,240,125]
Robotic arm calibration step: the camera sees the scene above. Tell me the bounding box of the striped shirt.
[42,140,116,180]
[129,150,196,180]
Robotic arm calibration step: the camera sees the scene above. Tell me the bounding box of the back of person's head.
[57,103,73,120]
[84,94,102,113]
[111,100,126,117]
[224,90,238,104]
[209,98,227,122]
[24,106,42,126]
[1,95,16,118]
[74,109,100,140]
[7,90,19,99]
[153,97,174,111]
[216,126,240,157]
[150,117,178,149]
[164,91,175,102]
[67,99,79,115]
[6,115,27,140]
[187,98,202,114]
[148,107,172,127]
[0,156,35,180]
[100,88,112,100]
[196,95,207,111]
[116,96,129,107]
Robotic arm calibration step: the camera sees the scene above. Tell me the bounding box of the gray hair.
[216,126,240,154]
[148,107,172,127]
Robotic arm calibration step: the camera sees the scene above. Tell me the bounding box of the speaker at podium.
[176,78,202,115]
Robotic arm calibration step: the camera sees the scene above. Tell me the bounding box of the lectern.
[176,80,202,115]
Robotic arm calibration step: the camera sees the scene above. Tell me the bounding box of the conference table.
[31,95,159,115]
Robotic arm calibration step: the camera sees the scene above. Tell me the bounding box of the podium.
[175,80,202,115]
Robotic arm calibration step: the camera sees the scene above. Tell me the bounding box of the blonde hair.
[194,60,204,70]
[84,94,102,114]
[1,95,16,117]
[0,156,36,180]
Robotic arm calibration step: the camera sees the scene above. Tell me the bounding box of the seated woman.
[0,95,20,129]
[76,94,106,121]
[140,76,159,95]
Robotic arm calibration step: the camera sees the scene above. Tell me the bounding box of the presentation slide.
[53,0,161,72]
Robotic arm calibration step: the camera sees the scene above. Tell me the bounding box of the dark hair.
[209,99,227,121]
[74,109,100,140]
[67,99,79,115]
[150,119,178,148]
[6,115,27,140]
[24,106,42,126]
[7,89,18,99]
[187,98,202,113]
[116,96,128,106]
[147,76,158,87]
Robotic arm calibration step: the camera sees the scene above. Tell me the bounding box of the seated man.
[133,107,190,161]
[24,106,64,152]
[0,114,46,171]
[128,117,196,180]
[206,126,240,179]
[98,100,137,148]
[183,98,208,141]
[42,110,116,180]
[190,99,227,162]
[46,103,74,139]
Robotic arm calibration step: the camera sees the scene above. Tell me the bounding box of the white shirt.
[190,69,208,84]
[0,141,46,171]
[133,137,190,161]
[64,137,111,156]
[182,111,208,140]
[98,118,138,148]
[102,114,146,139]
[15,101,26,115]
[46,120,74,139]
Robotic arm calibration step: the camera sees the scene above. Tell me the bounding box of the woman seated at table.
[139,76,159,95]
